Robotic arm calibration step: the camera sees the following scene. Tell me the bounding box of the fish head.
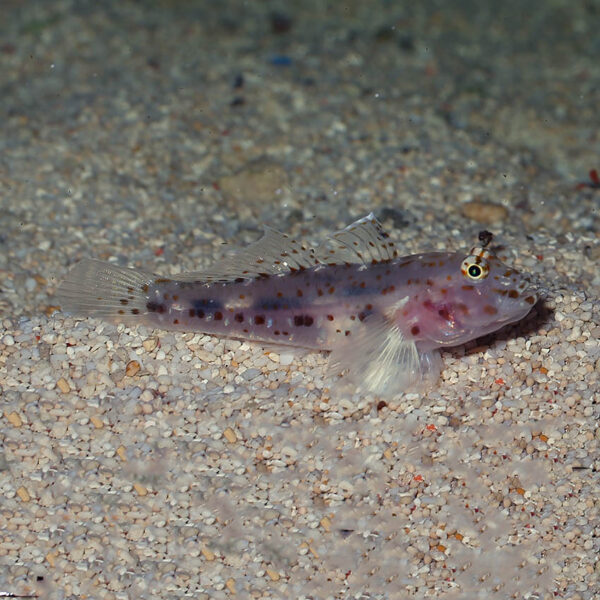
[408,247,539,349]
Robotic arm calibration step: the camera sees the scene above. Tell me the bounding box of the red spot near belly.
[411,325,420,335]
[438,306,451,320]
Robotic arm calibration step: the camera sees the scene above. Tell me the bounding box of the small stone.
[56,378,71,393]
[142,338,158,352]
[201,546,215,561]
[223,427,237,443]
[89,415,104,429]
[140,390,153,403]
[461,200,508,224]
[225,578,236,595]
[320,516,331,532]
[125,360,141,377]
[133,482,147,496]
[279,352,294,366]
[16,486,30,502]
[6,412,22,427]
[3,334,15,346]
[266,568,280,581]
[219,157,288,217]
[116,446,127,461]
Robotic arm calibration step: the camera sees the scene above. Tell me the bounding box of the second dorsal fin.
[170,227,321,282]
[171,213,398,283]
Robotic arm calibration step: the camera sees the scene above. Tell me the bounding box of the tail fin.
[56,259,155,321]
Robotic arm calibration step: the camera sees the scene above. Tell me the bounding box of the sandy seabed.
[1,1,598,598]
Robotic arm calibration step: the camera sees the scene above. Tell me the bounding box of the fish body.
[57,214,538,396]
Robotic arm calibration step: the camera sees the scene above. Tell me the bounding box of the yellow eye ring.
[461,256,489,280]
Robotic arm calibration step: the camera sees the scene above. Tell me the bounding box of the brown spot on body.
[327,314,334,321]
[120,299,129,305]
[426,279,434,286]
[328,286,335,294]
[317,288,324,296]
[446,275,452,281]
[483,305,498,315]
[214,311,223,320]
[235,313,244,322]
[197,309,205,318]
[118,309,125,315]
[293,315,314,327]
[508,290,519,299]
[173,318,179,324]
[146,301,166,313]
[462,285,474,291]
[297,289,303,297]
[411,325,420,335]
[525,295,535,304]
[189,308,196,317]
[255,315,265,325]
[131,308,140,315]
[141,284,149,293]
[172,294,179,301]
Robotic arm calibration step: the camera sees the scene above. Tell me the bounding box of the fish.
[56,214,539,397]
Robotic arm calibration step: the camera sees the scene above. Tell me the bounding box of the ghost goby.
[57,214,538,397]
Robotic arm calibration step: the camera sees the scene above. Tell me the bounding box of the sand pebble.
[461,200,509,223]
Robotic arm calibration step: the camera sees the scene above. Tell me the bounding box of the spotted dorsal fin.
[315,213,399,266]
[172,213,398,283]
[170,227,321,282]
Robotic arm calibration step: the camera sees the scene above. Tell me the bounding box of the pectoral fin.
[327,314,442,397]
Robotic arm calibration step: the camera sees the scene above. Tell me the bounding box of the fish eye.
[461,256,489,280]
[468,264,482,278]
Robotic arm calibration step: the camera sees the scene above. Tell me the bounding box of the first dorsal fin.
[171,213,398,283]
[315,213,399,266]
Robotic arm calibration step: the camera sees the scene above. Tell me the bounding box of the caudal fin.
[56,259,155,321]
